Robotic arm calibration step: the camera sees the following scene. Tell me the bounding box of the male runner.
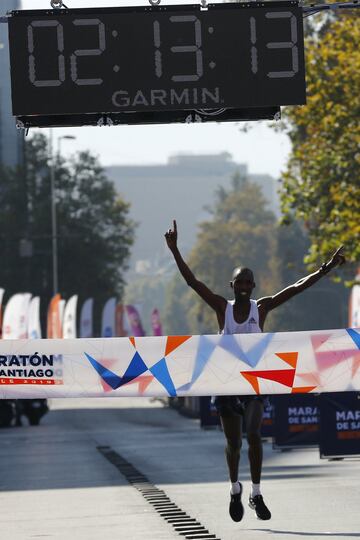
[165,219,345,522]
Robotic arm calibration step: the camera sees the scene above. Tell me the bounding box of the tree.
[271,221,349,331]
[279,13,360,275]
[0,133,135,331]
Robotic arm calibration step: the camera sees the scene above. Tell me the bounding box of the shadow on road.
[250,530,360,537]
[0,405,349,492]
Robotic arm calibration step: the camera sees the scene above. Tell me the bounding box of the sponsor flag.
[349,269,360,328]
[59,299,66,335]
[63,295,78,339]
[126,304,145,337]
[20,294,32,339]
[151,308,163,336]
[0,288,4,338]
[28,297,42,339]
[3,293,32,340]
[47,294,62,339]
[80,298,93,338]
[101,297,116,337]
[115,304,128,337]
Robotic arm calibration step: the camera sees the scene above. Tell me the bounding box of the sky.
[20,0,292,177]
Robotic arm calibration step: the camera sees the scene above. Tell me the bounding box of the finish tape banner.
[0,328,359,399]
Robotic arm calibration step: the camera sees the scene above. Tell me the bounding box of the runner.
[165,219,345,522]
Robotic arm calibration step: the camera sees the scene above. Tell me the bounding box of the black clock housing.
[8,2,306,126]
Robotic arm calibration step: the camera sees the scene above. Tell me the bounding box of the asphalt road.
[1,398,359,540]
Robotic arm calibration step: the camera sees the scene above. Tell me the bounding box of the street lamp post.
[49,131,76,296]
[49,130,58,297]
[57,135,76,158]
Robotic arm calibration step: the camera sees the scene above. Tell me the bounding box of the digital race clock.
[7,2,306,127]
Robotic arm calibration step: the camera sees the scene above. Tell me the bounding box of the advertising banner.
[101,298,116,337]
[273,393,320,448]
[319,392,360,458]
[125,305,145,337]
[349,270,360,327]
[20,294,32,339]
[0,288,4,337]
[47,294,62,339]
[59,299,66,334]
[115,304,128,337]
[3,293,31,340]
[28,297,41,339]
[151,309,163,336]
[80,298,93,338]
[0,327,358,399]
[62,295,78,339]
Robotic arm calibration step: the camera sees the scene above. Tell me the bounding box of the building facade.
[107,153,280,276]
[0,0,24,168]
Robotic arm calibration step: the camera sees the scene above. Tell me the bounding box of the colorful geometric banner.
[0,327,359,399]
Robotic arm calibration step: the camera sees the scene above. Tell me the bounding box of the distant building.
[107,153,280,276]
[0,0,24,168]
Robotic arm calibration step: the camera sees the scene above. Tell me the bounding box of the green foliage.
[271,221,348,331]
[280,13,360,273]
[0,133,135,330]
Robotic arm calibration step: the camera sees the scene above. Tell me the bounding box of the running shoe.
[229,482,244,522]
[248,494,271,520]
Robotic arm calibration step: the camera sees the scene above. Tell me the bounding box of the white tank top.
[221,299,262,335]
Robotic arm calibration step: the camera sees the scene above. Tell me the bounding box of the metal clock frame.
[0,0,359,130]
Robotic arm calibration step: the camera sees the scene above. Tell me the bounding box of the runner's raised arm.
[257,246,346,315]
[165,220,226,316]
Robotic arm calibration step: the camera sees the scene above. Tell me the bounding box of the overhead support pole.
[148,0,207,5]
[302,0,360,16]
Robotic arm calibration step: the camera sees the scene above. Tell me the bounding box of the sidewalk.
[0,398,359,540]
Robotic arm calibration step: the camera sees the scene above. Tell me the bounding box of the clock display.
[8,2,306,119]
